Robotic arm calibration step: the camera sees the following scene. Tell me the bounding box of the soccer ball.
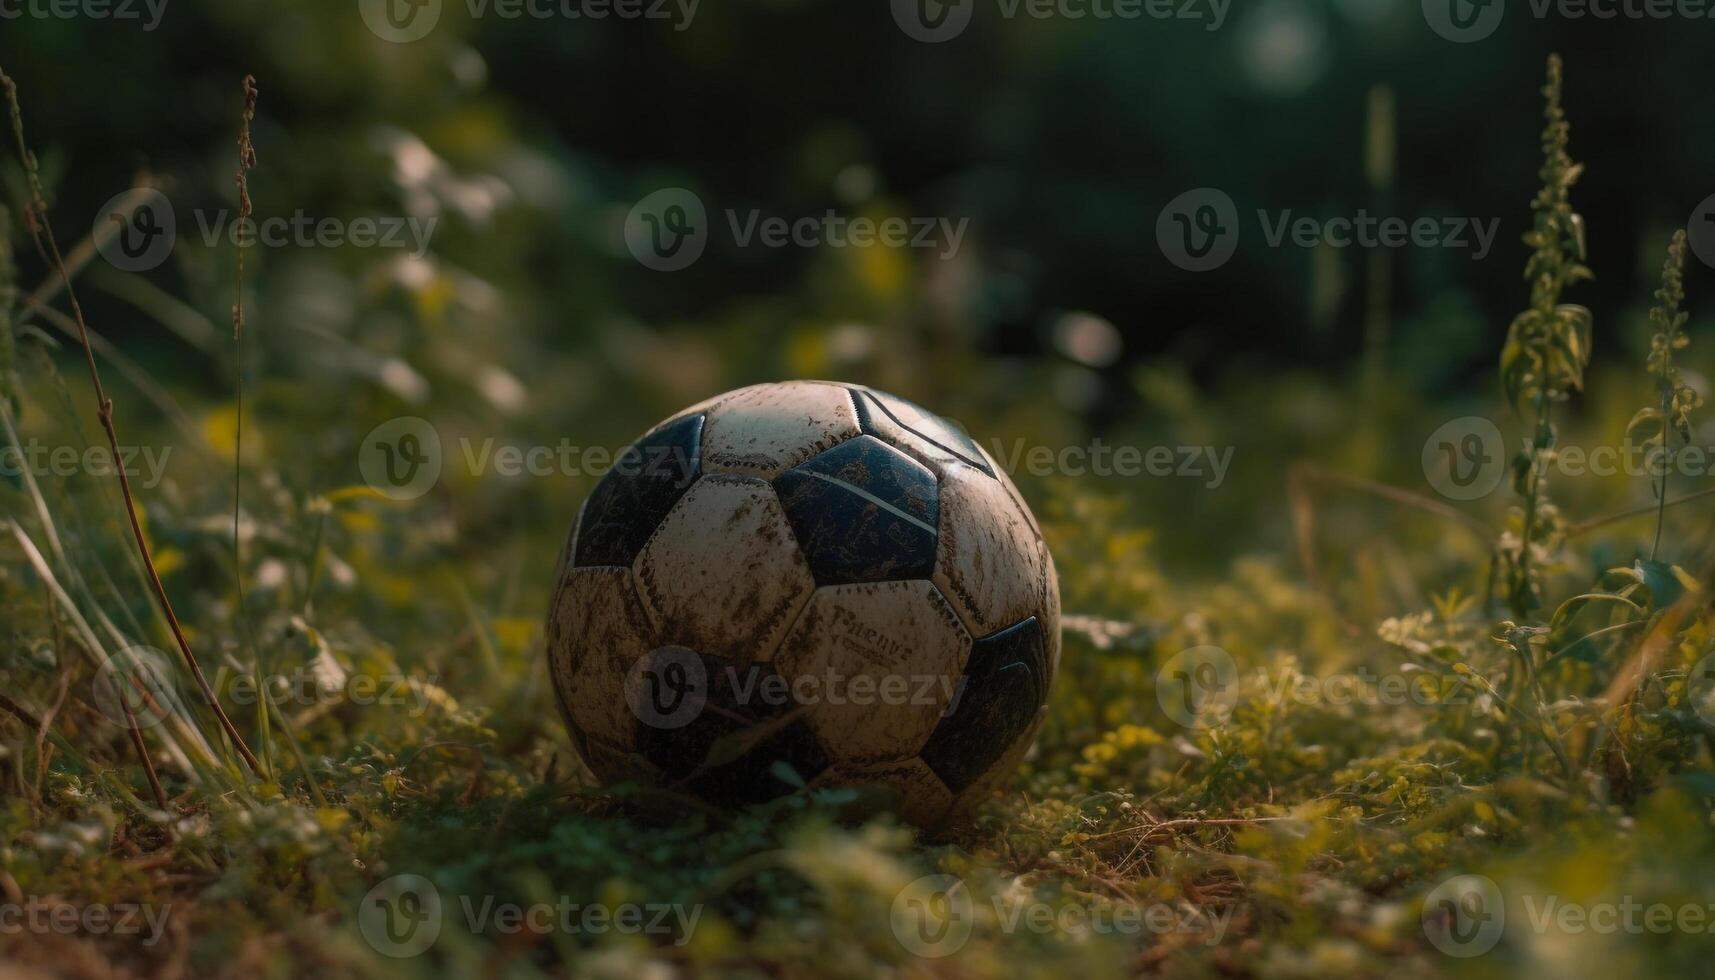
[545,381,1059,827]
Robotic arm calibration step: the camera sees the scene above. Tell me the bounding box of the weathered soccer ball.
[545,381,1059,827]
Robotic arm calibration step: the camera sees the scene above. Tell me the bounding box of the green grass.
[3,55,1715,980]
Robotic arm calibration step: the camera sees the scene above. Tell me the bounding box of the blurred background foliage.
[3,0,1714,580]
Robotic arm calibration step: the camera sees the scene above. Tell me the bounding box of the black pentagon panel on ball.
[773,435,940,586]
[572,413,704,568]
[634,651,830,806]
[919,616,1047,793]
[850,387,995,478]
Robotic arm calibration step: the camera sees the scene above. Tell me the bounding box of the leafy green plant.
[1496,54,1594,620]
[1628,230,1701,559]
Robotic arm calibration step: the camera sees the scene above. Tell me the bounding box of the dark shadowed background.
[2,0,1712,572]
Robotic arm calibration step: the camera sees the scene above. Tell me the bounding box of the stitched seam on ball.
[793,469,937,536]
